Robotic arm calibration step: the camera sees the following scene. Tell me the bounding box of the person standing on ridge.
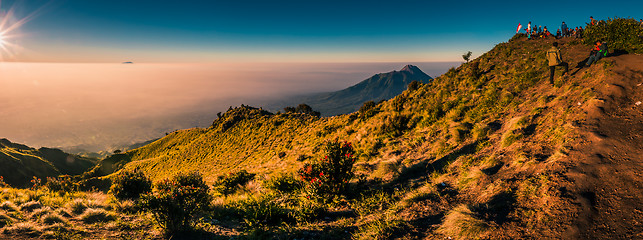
[590,16,597,25]
[546,42,568,84]
[526,21,532,39]
[561,21,568,36]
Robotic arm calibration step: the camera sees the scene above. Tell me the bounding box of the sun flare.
[0,31,6,47]
[0,1,45,61]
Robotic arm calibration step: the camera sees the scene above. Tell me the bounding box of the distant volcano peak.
[400,65,429,78]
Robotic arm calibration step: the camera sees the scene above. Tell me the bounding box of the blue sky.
[1,0,642,62]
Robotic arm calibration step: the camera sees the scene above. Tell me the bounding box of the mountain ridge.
[82,37,643,238]
[0,138,98,187]
[269,64,433,116]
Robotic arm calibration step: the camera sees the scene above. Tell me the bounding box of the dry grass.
[19,201,42,212]
[67,198,88,215]
[80,208,116,224]
[40,212,67,225]
[437,204,491,239]
[0,201,19,212]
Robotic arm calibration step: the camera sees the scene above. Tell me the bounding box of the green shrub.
[80,208,116,223]
[212,170,256,196]
[359,101,377,119]
[408,80,421,91]
[264,174,303,194]
[297,140,356,198]
[140,171,212,234]
[45,175,77,193]
[228,194,291,227]
[379,114,410,137]
[109,168,152,200]
[584,17,643,54]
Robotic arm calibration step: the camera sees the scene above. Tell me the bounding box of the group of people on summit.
[534,16,611,84]
[519,20,587,40]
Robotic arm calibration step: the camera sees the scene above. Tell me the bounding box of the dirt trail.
[565,54,643,239]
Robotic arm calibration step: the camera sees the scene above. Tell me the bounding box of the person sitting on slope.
[586,41,608,67]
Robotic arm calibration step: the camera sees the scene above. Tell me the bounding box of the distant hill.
[269,64,432,116]
[0,138,98,187]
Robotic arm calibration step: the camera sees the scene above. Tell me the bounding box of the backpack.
[547,48,561,65]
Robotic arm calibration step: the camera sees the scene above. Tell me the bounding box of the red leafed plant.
[297,140,356,197]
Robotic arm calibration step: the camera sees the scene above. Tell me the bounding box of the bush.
[297,140,356,198]
[359,101,377,119]
[80,208,116,223]
[584,17,643,54]
[228,194,291,227]
[212,170,256,196]
[379,114,410,137]
[45,175,77,193]
[408,80,421,91]
[140,171,212,234]
[283,104,321,117]
[264,174,303,194]
[109,168,152,200]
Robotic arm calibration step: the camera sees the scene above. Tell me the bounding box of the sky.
[1,0,639,63]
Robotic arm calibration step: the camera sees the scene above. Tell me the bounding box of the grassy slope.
[0,139,98,188]
[86,36,628,238]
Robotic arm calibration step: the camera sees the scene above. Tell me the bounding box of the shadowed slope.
[0,139,98,187]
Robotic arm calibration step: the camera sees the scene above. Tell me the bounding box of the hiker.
[526,21,532,39]
[590,16,597,26]
[543,27,551,38]
[586,41,608,66]
[556,29,562,38]
[546,42,569,84]
[561,21,568,36]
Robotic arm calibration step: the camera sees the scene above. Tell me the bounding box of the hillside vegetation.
[0,139,98,188]
[3,18,642,239]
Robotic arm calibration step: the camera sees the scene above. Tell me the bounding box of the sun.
[0,1,45,61]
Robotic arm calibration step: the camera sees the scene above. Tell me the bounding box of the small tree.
[140,172,211,234]
[462,51,473,62]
